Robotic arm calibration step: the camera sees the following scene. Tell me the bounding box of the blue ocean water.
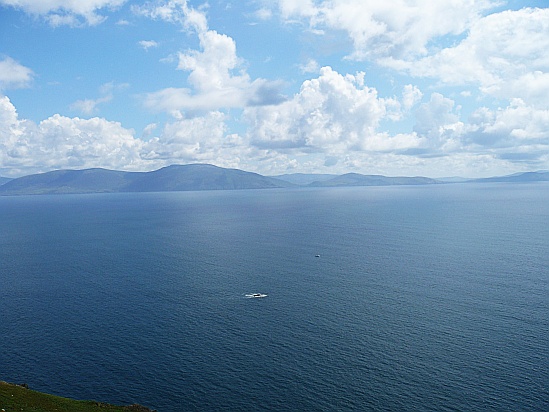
[1,184,548,411]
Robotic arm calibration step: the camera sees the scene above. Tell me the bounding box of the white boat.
[246,293,267,298]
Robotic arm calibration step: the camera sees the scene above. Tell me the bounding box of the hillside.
[122,164,292,192]
[0,168,133,195]
[0,382,155,412]
[0,164,292,195]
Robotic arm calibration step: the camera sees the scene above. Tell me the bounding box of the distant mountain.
[0,164,292,196]
[0,177,12,186]
[2,166,547,196]
[271,173,339,185]
[0,168,132,195]
[123,164,293,192]
[308,173,440,187]
[470,171,549,183]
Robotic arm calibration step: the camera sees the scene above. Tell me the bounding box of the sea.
[1,183,548,411]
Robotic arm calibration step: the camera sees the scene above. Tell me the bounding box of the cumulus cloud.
[0,0,127,26]
[467,99,549,150]
[381,8,549,106]
[272,2,549,111]
[269,1,549,169]
[0,94,247,176]
[0,95,149,176]
[2,0,548,178]
[139,112,257,171]
[0,57,34,90]
[244,66,423,155]
[143,111,228,162]
[407,94,549,169]
[2,86,548,178]
[407,93,466,159]
[414,93,462,142]
[401,85,423,111]
[138,0,285,113]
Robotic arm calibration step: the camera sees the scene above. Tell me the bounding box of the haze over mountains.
[0,164,548,196]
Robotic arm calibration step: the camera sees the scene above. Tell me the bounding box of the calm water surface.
[1,184,548,411]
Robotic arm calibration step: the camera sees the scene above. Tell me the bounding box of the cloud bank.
[1,0,548,178]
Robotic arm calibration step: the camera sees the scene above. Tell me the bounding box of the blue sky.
[1,0,548,178]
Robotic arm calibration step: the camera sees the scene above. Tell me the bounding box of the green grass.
[0,382,154,412]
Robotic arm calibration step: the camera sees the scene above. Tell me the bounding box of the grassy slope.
[0,382,154,412]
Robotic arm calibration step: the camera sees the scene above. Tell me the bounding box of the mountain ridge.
[1,165,548,196]
[0,164,292,195]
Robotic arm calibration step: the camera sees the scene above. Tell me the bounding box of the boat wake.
[245,293,268,298]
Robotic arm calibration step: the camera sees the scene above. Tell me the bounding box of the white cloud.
[178,31,243,93]
[411,93,465,157]
[401,84,423,111]
[36,115,143,168]
[381,8,549,106]
[139,2,285,112]
[2,84,548,179]
[277,0,317,20]
[272,0,497,60]
[245,66,422,155]
[3,1,549,179]
[0,94,247,176]
[406,94,549,168]
[0,57,34,90]
[0,95,151,176]
[467,99,549,148]
[501,72,549,108]
[141,112,260,172]
[138,40,159,51]
[132,0,208,33]
[272,2,549,111]
[0,0,127,26]
[414,93,462,140]
[143,111,228,162]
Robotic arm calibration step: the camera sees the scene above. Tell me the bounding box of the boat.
[246,293,267,298]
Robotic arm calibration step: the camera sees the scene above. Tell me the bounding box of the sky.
[1,0,548,178]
